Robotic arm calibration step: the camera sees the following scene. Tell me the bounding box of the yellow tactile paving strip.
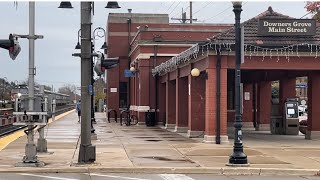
[0,110,75,151]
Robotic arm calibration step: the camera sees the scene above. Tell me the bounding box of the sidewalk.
[0,111,319,176]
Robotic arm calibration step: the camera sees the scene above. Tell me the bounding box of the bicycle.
[120,109,138,126]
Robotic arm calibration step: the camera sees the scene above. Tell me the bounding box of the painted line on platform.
[20,173,79,180]
[90,173,151,180]
[159,174,194,180]
[0,109,75,151]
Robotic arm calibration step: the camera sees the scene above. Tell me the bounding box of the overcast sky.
[0,1,308,91]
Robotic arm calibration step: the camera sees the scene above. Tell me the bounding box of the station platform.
[0,110,320,176]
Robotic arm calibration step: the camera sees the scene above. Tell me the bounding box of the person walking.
[76,100,81,123]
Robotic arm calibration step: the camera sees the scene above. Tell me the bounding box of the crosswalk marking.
[19,173,79,180]
[159,174,194,180]
[90,173,151,180]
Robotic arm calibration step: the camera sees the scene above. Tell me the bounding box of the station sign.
[296,84,308,88]
[257,19,316,36]
[124,69,135,77]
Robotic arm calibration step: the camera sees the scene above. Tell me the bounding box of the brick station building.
[106,13,232,119]
[106,7,320,143]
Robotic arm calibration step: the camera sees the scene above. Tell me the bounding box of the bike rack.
[130,114,138,125]
[108,109,117,123]
[120,110,130,126]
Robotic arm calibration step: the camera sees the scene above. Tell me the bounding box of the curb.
[0,167,318,176]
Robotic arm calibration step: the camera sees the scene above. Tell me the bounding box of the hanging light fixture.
[58,1,73,8]
[105,1,121,9]
[100,42,108,49]
[75,42,81,49]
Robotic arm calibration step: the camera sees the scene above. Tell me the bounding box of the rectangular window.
[119,82,128,108]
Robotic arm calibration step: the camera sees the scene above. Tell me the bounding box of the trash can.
[270,115,283,135]
[145,111,155,127]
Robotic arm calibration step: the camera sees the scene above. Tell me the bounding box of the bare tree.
[58,84,78,102]
[94,78,106,105]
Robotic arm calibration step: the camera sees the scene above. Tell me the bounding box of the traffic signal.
[0,34,21,60]
[94,53,119,76]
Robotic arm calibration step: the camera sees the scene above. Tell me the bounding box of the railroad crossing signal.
[94,53,119,76]
[0,34,21,60]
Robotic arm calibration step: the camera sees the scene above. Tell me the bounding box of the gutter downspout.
[253,83,257,129]
[216,52,221,144]
[154,45,158,124]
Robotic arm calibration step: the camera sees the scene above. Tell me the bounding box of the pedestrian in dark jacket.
[76,100,81,122]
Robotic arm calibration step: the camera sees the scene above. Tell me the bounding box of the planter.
[299,125,307,135]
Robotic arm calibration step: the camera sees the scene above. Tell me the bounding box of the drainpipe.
[127,9,132,109]
[253,83,257,128]
[216,53,221,144]
[154,45,158,124]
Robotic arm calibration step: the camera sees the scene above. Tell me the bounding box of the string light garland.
[152,44,199,76]
[152,42,320,76]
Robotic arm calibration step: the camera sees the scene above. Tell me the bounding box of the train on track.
[0,85,73,127]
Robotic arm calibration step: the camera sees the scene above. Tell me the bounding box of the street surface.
[0,173,319,180]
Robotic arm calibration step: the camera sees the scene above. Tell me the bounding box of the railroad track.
[0,105,75,137]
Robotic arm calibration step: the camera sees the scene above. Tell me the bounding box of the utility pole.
[171,2,197,24]
[190,1,192,24]
[78,1,96,163]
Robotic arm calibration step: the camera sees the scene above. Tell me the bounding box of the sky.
[0,1,310,91]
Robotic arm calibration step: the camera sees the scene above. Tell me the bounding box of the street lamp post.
[228,1,248,166]
[92,27,107,124]
[75,27,108,136]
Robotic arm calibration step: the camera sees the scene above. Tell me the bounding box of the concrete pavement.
[0,111,319,176]
[0,173,319,180]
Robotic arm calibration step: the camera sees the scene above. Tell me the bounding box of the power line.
[203,5,233,22]
[169,2,182,16]
[218,2,248,23]
[185,5,190,12]
[172,3,189,18]
[156,1,169,14]
[166,1,177,14]
[193,2,222,22]
[155,2,164,13]
[193,2,213,16]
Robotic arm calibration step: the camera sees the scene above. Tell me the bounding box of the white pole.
[28,2,35,112]
[24,1,38,163]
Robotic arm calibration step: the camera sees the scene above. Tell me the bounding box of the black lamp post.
[75,27,108,128]
[91,27,107,126]
[228,1,248,165]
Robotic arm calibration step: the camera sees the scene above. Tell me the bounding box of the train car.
[0,85,72,127]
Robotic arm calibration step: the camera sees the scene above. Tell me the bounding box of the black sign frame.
[257,19,316,36]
